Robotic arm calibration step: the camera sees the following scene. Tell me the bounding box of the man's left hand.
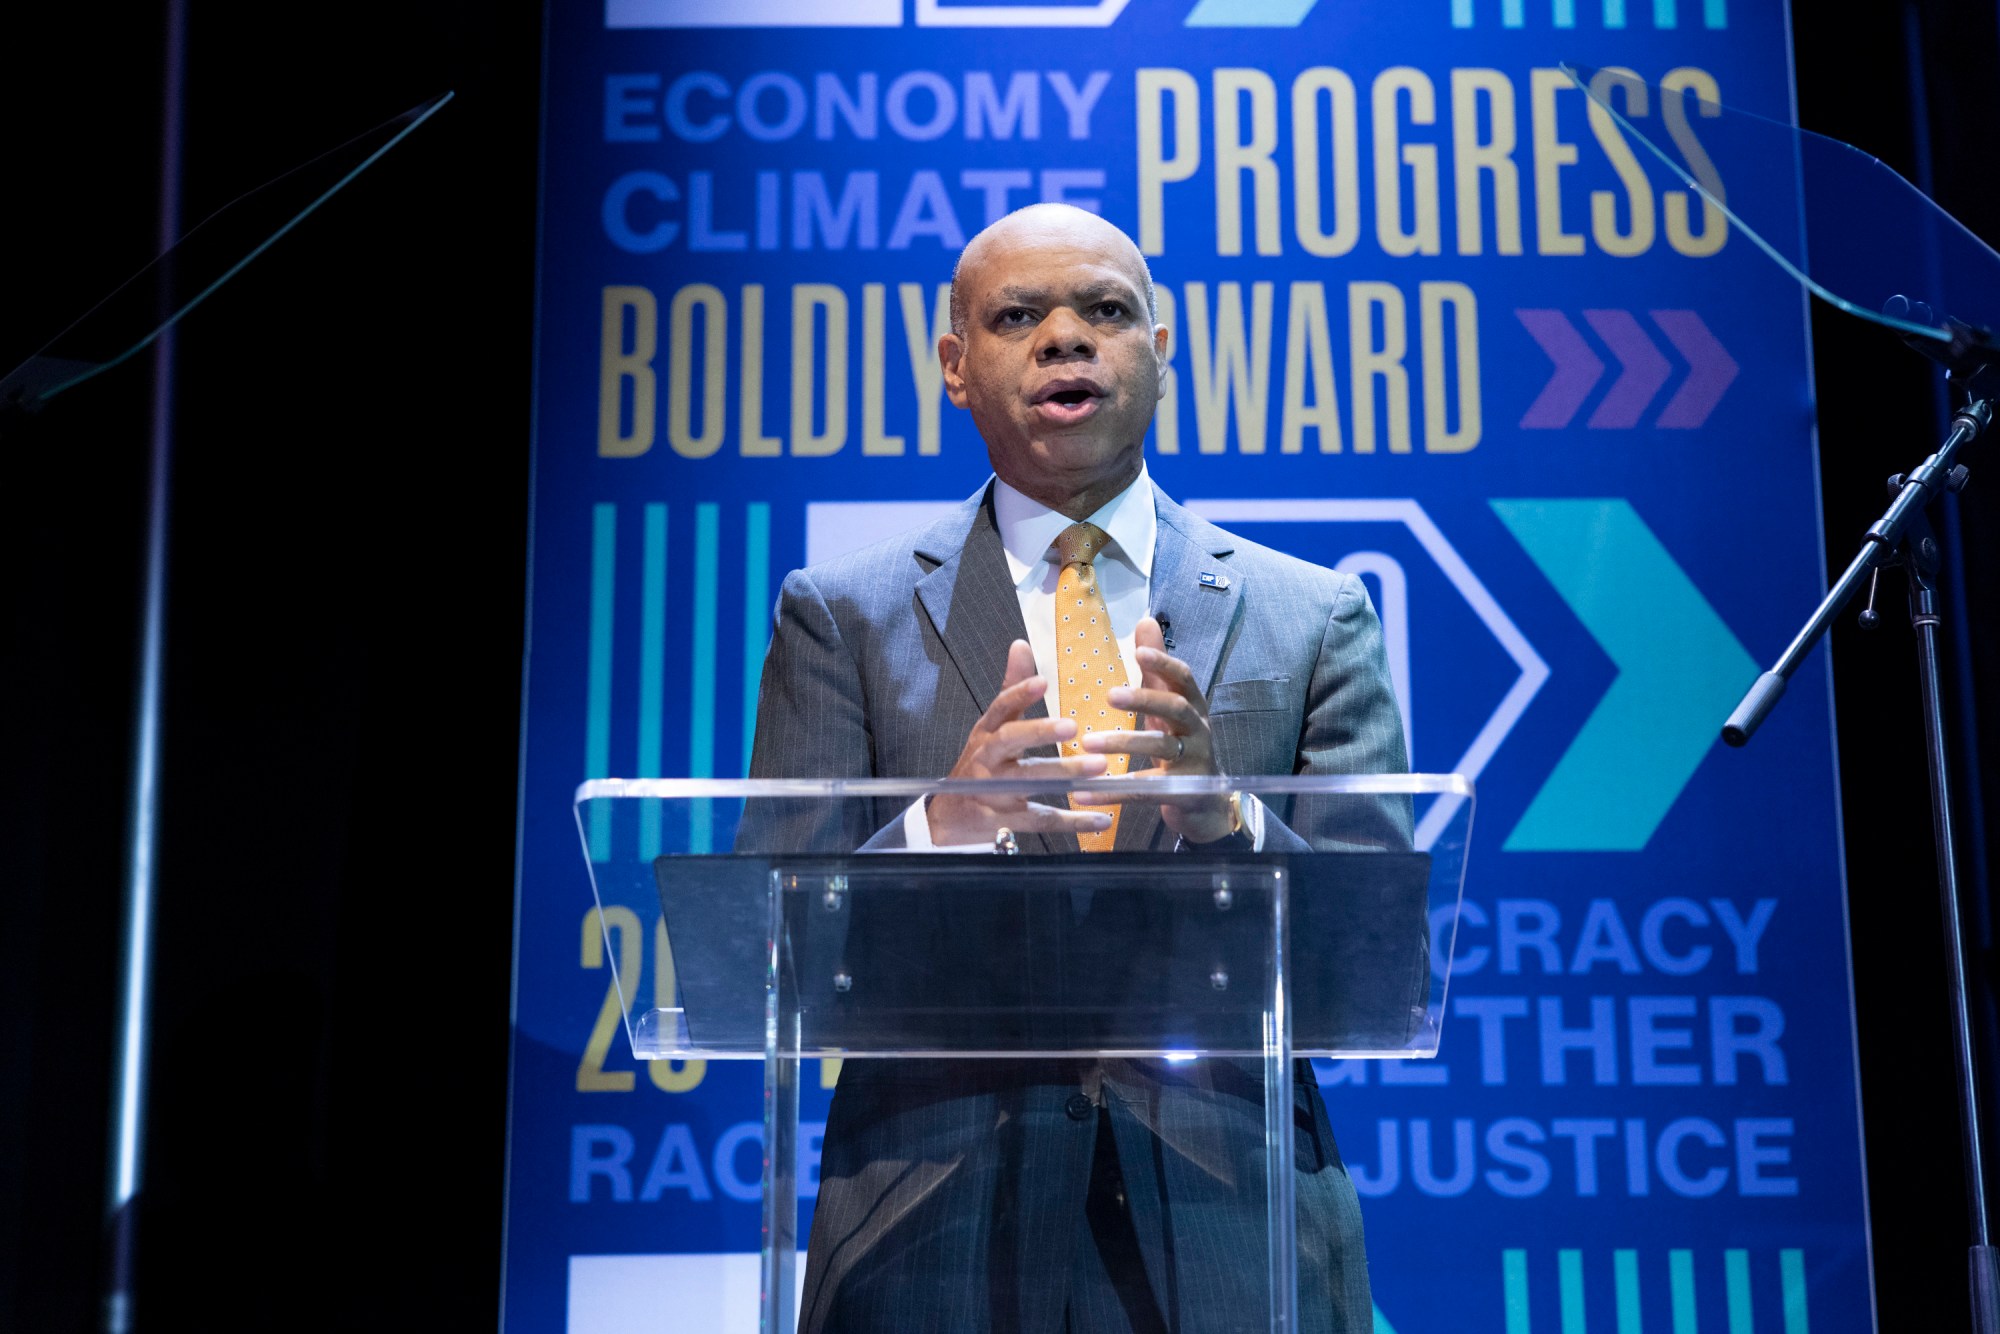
[1075,615,1239,844]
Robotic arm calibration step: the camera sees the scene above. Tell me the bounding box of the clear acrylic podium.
[575,774,1472,1333]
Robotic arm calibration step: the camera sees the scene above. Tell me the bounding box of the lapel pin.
[1198,571,1230,590]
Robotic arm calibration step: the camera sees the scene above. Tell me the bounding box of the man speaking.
[746,204,1408,1333]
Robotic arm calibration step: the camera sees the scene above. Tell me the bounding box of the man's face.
[940,211,1169,514]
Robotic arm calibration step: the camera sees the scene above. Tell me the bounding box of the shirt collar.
[992,464,1157,590]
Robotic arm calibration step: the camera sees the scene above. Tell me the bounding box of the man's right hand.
[924,639,1114,846]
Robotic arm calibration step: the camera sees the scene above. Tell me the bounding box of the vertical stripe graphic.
[1725,1249,1754,1334]
[1670,1249,1698,1334]
[586,503,618,860]
[1503,1249,1531,1334]
[1558,1249,1586,1333]
[638,504,669,859]
[1449,0,1662,22]
[689,503,721,852]
[742,501,771,775]
[1703,0,1725,26]
[1614,1250,1643,1334]
[1780,1249,1809,1334]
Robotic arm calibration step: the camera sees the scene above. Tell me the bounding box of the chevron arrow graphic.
[1490,499,1757,851]
[1652,309,1740,428]
[1517,309,1737,430]
[1584,309,1673,429]
[1516,310,1605,429]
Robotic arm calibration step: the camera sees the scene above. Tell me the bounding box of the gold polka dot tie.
[1055,522,1136,852]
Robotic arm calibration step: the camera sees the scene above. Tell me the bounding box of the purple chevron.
[1583,309,1672,429]
[1516,310,1605,429]
[1651,309,1739,428]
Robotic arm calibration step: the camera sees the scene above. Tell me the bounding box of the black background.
[1,2,1994,1329]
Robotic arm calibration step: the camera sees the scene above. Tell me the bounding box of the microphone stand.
[1723,323,1997,1334]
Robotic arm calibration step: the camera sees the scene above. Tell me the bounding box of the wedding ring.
[1172,735,1186,761]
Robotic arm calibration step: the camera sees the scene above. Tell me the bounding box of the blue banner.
[511,2,1869,1330]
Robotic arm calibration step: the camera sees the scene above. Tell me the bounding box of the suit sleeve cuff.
[901,796,990,853]
[902,798,937,849]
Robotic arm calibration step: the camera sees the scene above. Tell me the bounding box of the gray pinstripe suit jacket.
[745,480,1409,1333]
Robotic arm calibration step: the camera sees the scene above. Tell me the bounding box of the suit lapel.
[914,488,1035,720]
[1112,486,1243,852]
[913,488,1073,854]
[1146,488,1242,700]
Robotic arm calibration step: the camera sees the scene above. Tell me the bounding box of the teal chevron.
[1491,499,1756,851]
[1373,1303,1397,1334]
[1185,0,1318,24]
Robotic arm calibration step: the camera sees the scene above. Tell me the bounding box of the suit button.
[1065,1093,1093,1121]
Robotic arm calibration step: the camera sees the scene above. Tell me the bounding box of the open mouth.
[1034,382,1105,423]
[1035,388,1102,423]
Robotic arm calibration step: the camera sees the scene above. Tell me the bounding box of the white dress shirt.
[904,467,1259,849]
[995,465,1156,723]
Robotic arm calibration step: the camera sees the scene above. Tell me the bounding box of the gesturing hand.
[924,639,1115,846]
[1075,615,1239,844]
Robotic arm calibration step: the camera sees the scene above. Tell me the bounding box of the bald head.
[948,204,1156,338]
[937,201,1170,519]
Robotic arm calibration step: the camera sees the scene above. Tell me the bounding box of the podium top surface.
[574,772,1473,802]
[572,775,1474,1062]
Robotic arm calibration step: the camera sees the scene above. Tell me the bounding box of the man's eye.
[997,308,1035,326]
[1093,302,1127,319]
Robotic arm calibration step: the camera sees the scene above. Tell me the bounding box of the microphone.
[1153,614,1174,651]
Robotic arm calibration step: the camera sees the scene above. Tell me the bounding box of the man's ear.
[1153,322,1171,402]
[939,332,969,409]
